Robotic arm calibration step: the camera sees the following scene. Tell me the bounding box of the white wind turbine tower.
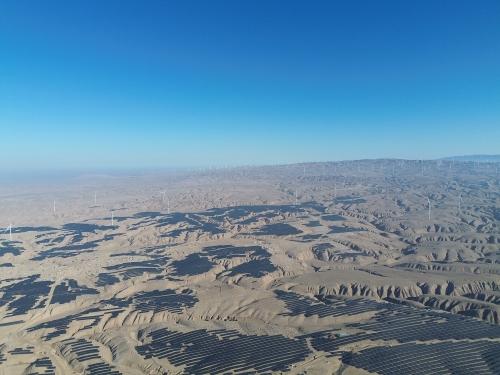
[294,189,298,205]
[427,197,431,221]
[458,193,463,214]
[111,211,114,226]
[160,191,171,213]
[6,223,12,241]
[53,200,56,214]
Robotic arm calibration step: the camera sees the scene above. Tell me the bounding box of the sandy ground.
[0,160,499,374]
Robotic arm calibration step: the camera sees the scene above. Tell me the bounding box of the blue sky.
[0,1,499,169]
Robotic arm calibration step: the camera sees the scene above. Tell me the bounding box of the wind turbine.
[294,189,298,205]
[427,197,431,221]
[111,212,114,226]
[458,193,463,214]
[53,200,56,214]
[160,191,171,213]
[7,223,12,241]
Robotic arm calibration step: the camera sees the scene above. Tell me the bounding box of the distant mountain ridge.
[440,155,500,162]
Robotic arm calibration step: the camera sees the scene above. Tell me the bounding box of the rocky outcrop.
[396,262,500,275]
[306,279,500,324]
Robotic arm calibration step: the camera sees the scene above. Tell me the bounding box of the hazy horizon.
[0,154,499,176]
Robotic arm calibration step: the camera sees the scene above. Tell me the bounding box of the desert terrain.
[0,159,499,374]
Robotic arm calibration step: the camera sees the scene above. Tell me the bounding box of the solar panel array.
[342,341,500,375]
[0,274,52,316]
[58,338,122,375]
[27,357,56,375]
[276,290,380,318]
[136,328,310,374]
